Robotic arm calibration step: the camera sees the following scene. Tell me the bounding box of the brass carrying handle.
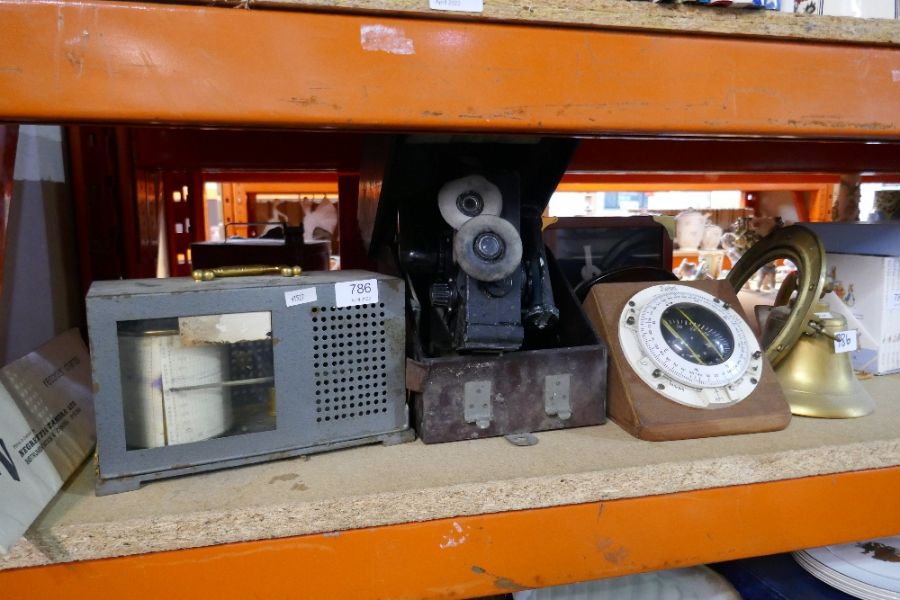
[192,265,302,281]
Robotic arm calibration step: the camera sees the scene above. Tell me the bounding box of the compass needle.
[677,307,726,362]
[662,318,707,366]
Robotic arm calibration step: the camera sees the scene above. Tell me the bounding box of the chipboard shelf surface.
[1,376,899,596]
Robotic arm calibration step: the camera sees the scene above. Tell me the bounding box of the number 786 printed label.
[335,279,379,308]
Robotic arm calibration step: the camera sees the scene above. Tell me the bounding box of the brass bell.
[763,303,875,418]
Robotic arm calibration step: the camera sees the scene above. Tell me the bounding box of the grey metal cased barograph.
[86,271,411,495]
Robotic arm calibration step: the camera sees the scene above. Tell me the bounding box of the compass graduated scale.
[619,285,763,410]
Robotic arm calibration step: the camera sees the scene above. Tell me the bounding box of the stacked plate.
[793,536,900,599]
[513,565,740,599]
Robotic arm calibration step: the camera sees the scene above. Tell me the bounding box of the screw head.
[626,316,635,325]
[657,384,665,390]
[652,369,662,378]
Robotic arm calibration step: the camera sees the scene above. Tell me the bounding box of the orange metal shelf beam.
[560,173,844,186]
[558,183,827,192]
[198,171,340,185]
[232,183,338,194]
[568,139,900,173]
[3,467,900,599]
[1,0,900,137]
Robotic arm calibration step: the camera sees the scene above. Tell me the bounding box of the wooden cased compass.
[583,280,791,441]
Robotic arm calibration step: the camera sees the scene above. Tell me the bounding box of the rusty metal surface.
[411,345,606,443]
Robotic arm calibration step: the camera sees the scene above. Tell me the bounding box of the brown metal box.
[407,256,607,444]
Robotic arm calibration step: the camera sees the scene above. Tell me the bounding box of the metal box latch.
[464,381,493,429]
[544,374,572,420]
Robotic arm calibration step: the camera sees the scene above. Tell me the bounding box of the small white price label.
[285,287,317,307]
[335,279,379,308]
[833,330,858,354]
[815,311,833,319]
[429,0,483,12]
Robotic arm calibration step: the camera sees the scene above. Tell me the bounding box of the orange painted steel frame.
[1,0,900,137]
[2,467,899,599]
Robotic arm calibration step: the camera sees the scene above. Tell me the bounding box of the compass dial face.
[618,284,763,409]
[660,303,734,367]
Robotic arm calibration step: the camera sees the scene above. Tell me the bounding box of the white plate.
[795,551,897,600]
[513,565,740,600]
[794,538,900,600]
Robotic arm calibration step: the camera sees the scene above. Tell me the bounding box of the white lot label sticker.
[429,0,483,13]
[335,279,379,307]
[815,311,834,319]
[834,330,858,354]
[285,287,317,307]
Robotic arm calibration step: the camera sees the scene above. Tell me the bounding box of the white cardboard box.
[828,253,900,375]
[804,222,900,375]
[0,329,95,553]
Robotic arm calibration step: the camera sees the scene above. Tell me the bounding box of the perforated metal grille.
[311,303,390,424]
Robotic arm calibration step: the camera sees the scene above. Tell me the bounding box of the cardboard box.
[0,329,95,553]
[804,223,900,375]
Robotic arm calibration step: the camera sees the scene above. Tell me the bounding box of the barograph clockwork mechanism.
[618,284,763,409]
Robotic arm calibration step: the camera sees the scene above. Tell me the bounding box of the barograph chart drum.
[118,321,233,449]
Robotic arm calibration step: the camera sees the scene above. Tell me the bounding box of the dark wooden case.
[582,279,791,441]
[191,225,330,272]
[543,216,674,291]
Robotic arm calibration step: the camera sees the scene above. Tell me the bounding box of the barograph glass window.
[117,312,276,450]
